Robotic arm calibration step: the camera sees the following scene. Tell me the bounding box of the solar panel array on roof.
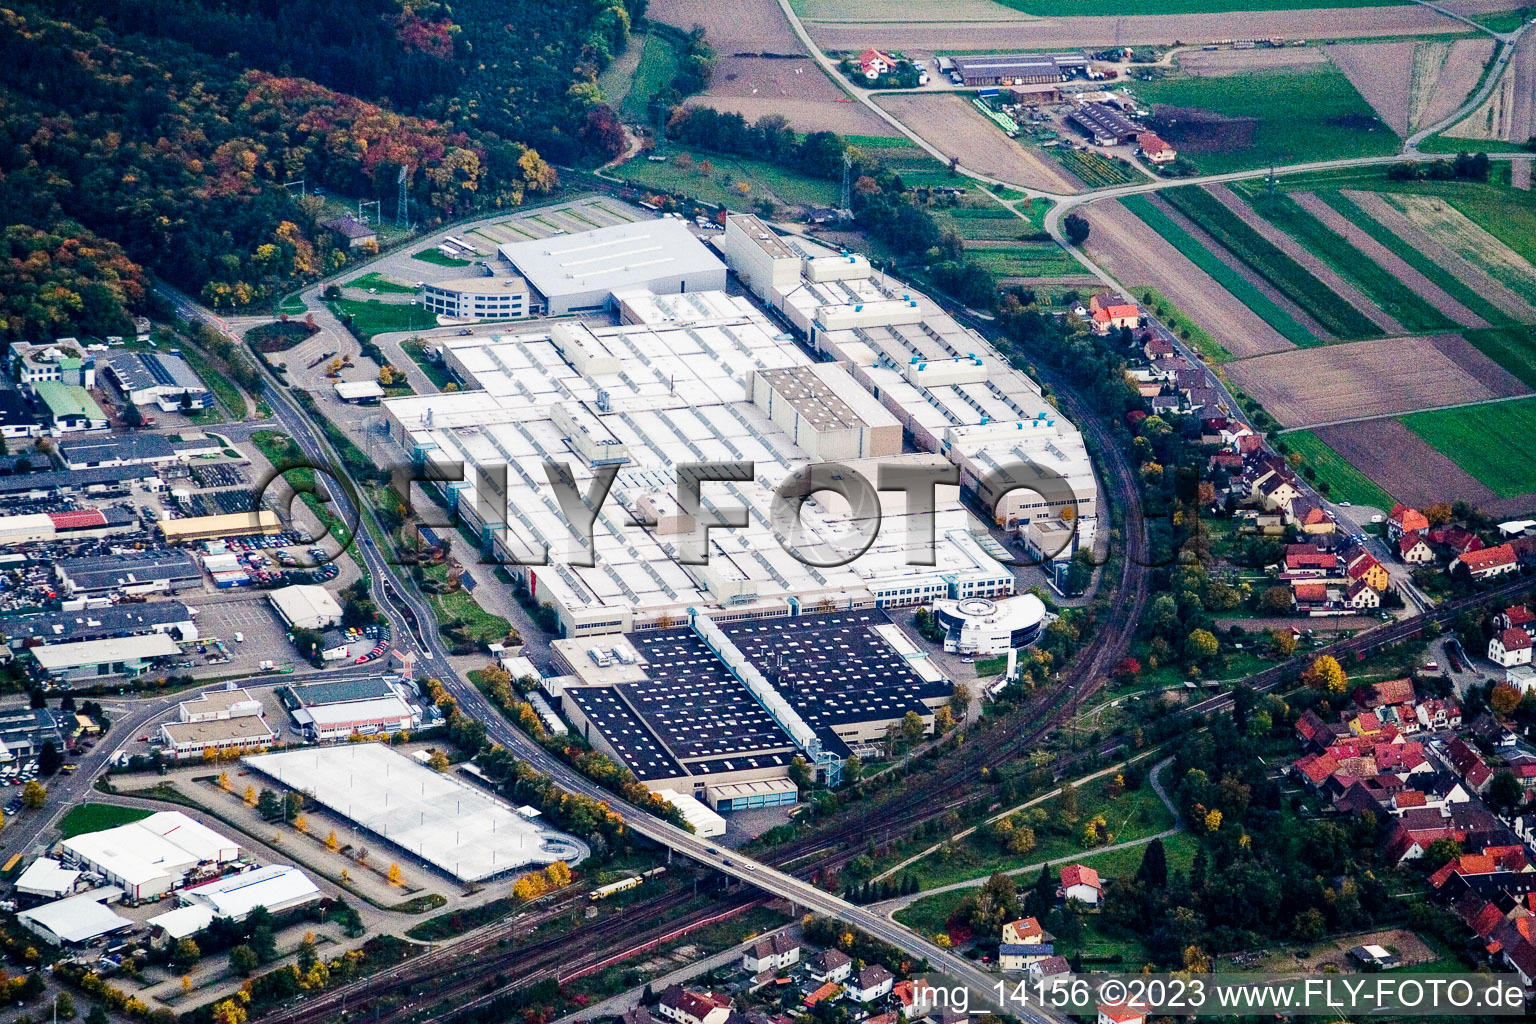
[563,686,687,782]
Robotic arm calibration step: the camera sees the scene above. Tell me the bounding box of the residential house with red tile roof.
[1387,504,1430,540]
[1060,864,1102,906]
[1497,605,1536,631]
[1445,736,1493,793]
[1416,698,1462,730]
[1490,627,1533,668]
[1457,543,1518,580]
[1398,531,1435,564]
[1356,678,1417,710]
[857,49,896,79]
[1346,551,1390,592]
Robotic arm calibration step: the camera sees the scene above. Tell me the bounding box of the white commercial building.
[160,686,273,759]
[31,633,180,681]
[244,745,586,883]
[59,811,242,901]
[14,857,82,899]
[931,594,1048,656]
[720,214,1097,535]
[180,864,322,918]
[284,677,418,740]
[422,276,531,321]
[381,290,1015,637]
[499,219,727,315]
[334,380,386,404]
[18,888,132,945]
[269,585,344,631]
[653,789,728,838]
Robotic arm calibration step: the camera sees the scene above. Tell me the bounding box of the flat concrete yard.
[1226,333,1530,427]
[1081,199,1296,359]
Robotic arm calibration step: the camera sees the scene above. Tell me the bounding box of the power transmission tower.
[396,166,410,228]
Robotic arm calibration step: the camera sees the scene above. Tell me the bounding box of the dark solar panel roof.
[564,685,687,782]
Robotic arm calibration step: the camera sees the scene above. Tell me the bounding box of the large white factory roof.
[18,888,131,944]
[14,857,81,898]
[182,865,322,918]
[243,745,586,883]
[500,218,725,306]
[60,811,240,887]
[382,291,1015,632]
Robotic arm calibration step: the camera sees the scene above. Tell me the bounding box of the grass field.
[1402,397,1536,498]
[412,248,471,268]
[966,242,1084,278]
[938,206,1036,241]
[60,804,152,839]
[617,150,839,209]
[1463,327,1536,389]
[1135,67,1401,174]
[328,298,432,339]
[345,272,416,295]
[1122,195,1316,346]
[1163,186,1382,339]
[1314,190,1512,326]
[1135,286,1232,363]
[1245,191,1457,334]
[422,563,514,645]
[617,32,680,121]
[1284,430,1397,509]
[1385,192,1536,306]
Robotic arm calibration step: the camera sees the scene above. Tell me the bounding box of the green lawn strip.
[1240,190,1456,334]
[412,248,471,268]
[876,774,1176,893]
[1281,430,1397,509]
[1445,186,1536,269]
[1462,326,1536,389]
[893,831,1199,938]
[399,339,458,391]
[966,243,1083,277]
[1133,66,1400,174]
[1416,134,1531,155]
[60,803,151,838]
[615,149,839,208]
[1471,8,1533,32]
[346,272,416,294]
[277,295,307,315]
[619,32,680,121]
[1401,397,1536,498]
[422,562,514,644]
[1163,186,1382,338]
[328,298,432,339]
[1313,190,1513,326]
[1121,195,1316,345]
[1133,285,1233,363]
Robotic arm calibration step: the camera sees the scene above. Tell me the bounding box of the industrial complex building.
[158,687,275,759]
[243,745,586,883]
[946,52,1089,87]
[422,276,532,321]
[932,594,1048,656]
[58,811,242,901]
[279,676,418,740]
[268,584,344,631]
[101,351,212,412]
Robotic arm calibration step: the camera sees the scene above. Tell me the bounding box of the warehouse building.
[653,790,727,838]
[559,609,950,798]
[160,688,273,758]
[0,507,140,546]
[499,219,727,315]
[1068,102,1143,145]
[59,811,241,901]
[244,745,587,883]
[0,389,43,438]
[0,707,63,759]
[721,214,1096,538]
[14,857,82,900]
[101,351,212,412]
[948,52,1088,86]
[334,380,385,404]
[281,676,417,740]
[157,510,281,544]
[179,864,322,919]
[17,888,133,946]
[32,633,182,681]
[33,382,108,432]
[9,341,94,388]
[422,276,531,321]
[268,585,344,631]
[0,464,159,504]
[57,549,200,597]
[59,433,179,469]
[381,288,1016,637]
[3,602,197,651]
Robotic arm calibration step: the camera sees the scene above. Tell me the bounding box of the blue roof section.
[1000,944,1054,956]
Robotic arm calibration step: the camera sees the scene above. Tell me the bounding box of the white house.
[1490,627,1534,668]
[846,965,894,1003]
[655,988,731,1024]
[1060,864,1102,906]
[742,933,800,974]
[806,948,853,984]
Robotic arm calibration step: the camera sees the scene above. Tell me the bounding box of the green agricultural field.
[966,243,1084,278]
[1312,190,1512,326]
[1134,67,1400,174]
[614,31,680,121]
[1463,327,1536,389]
[616,150,839,209]
[1283,431,1397,509]
[991,0,1397,10]
[1122,195,1316,346]
[939,207,1037,241]
[60,804,152,838]
[1402,397,1536,498]
[1246,192,1457,334]
[1163,186,1382,338]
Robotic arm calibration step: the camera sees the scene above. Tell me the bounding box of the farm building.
[17,889,133,946]
[1007,84,1064,106]
[948,52,1087,87]
[421,276,531,321]
[1138,132,1177,163]
[498,219,726,315]
[244,745,587,883]
[1068,103,1142,146]
[323,215,376,249]
[268,585,344,630]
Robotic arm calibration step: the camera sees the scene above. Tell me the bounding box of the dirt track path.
[1146,193,1334,341]
[1290,191,1490,328]
[1206,184,1404,335]
[1080,201,1295,359]
[1345,189,1536,322]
